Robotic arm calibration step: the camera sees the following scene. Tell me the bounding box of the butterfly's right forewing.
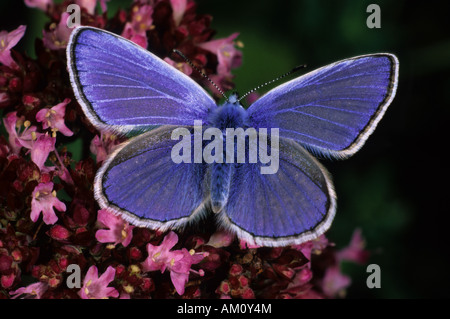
[67,27,216,133]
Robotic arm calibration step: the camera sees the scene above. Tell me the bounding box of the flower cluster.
[0,0,368,299]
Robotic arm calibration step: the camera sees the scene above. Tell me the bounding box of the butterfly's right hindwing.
[218,135,336,247]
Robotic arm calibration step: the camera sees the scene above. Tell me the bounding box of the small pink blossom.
[245,92,260,105]
[79,265,119,299]
[48,225,71,241]
[142,231,179,273]
[198,33,242,77]
[42,12,73,50]
[95,209,134,247]
[76,0,110,14]
[89,131,121,163]
[24,0,52,11]
[0,25,26,69]
[53,150,74,184]
[280,268,313,297]
[170,0,187,26]
[239,239,260,250]
[170,249,205,295]
[206,230,234,248]
[321,265,351,298]
[3,112,41,154]
[142,231,205,295]
[99,0,110,13]
[164,57,193,76]
[30,134,56,171]
[0,92,10,108]
[1,273,15,289]
[10,282,49,299]
[36,98,73,137]
[30,182,66,225]
[130,5,153,33]
[76,0,97,15]
[122,23,147,48]
[121,5,153,48]
[293,234,329,261]
[336,228,370,264]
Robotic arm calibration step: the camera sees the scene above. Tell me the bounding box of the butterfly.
[67,26,399,247]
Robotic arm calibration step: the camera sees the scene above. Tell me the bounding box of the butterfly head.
[228,92,240,104]
[208,94,248,130]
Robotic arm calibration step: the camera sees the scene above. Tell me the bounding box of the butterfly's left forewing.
[95,126,210,230]
[67,27,216,133]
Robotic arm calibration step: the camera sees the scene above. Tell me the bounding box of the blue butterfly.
[66,27,399,247]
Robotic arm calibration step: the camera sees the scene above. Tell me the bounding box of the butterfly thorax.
[208,99,249,131]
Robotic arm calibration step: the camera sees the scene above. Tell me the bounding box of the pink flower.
[164,57,193,76]
[336,228,370,264]
[10,282,49,299]
[169,249,205,295]
[95,209,134,247]
[121,23,148,48]
[170,0,187,26]
[239,239,260,250]
[3,112,41,154]
[30,182,66,225]
[36,98,73,137]
[280,268,313,298]
[99,0,110,13]
[42,12,73,50]
[1,273,15,289]
[121,4,153,48]
[79,265,119,299]
[24,0,52,11]
[198,33,242,77]
[130,5,154,33]
[142,231,179,273]
[321,265,351,298]
[293,234,329,261]
[76,0,97,15]
[89,131,121,163]
[0,25,26,69]
[0,92,10,108]
[75,0,110,14]
[142,231,205,295]
[30,134,56,171]
[48,225,71,241]
[206,230,234,248]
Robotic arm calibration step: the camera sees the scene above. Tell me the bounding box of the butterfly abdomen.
[211,162,232,213]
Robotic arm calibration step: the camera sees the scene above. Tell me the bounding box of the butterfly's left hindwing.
[95,126,210,230]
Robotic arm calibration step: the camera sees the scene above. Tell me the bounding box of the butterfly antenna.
[172,49,229,102]
[238,64,307,102]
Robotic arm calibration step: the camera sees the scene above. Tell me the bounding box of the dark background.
[1,0,449,298]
